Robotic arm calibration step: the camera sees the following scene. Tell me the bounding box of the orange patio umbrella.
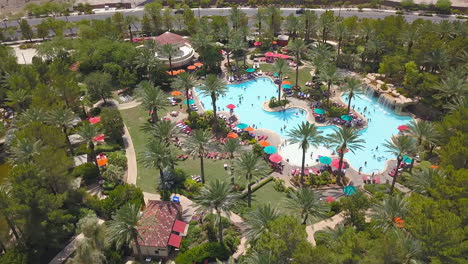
[97,157,108,167]
[194,62,203,67]
[171,91,182,96]
[430,165,439,169]
[244,127,254,132]
[258,140,270,147]
[167,70,179,75]
[227,132,238,139]
[187,65,197,70]
[282,80,291,85]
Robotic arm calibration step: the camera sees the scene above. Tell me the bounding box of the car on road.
[296,8,305,14]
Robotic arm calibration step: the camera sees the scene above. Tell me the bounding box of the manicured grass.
[250,181,290,214]
[259,64,313,91]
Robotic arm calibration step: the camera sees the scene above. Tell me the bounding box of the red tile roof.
[172,220,187,233]
[137,200,182,248]
[167,233,182,248]
[154,32,188,45]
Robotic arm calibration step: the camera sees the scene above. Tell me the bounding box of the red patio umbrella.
[272,53,282,58]
[331,159,349,169]
[280,54,289,59]
[226,104,236,109]
[89,116,101,124]
[93,134,105,142]
[271,41,277,44]
[325,196,335,203]
[265,52,275,57]
[398,125,409,131]
[269,154,282,163]
[254,41,262,46]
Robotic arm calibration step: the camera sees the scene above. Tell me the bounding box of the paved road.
[4,7,459,28]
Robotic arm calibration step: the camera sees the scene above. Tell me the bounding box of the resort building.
[154,32,195,68]
[133,200,187,259]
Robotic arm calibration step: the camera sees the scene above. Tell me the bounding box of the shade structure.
[265,52,275,57]
[171,91,182,96]
[246,68,255,73]
[280,54,290,59]
[93,134,105,142]
[244,126,254,132]
[282,80,291,85]
[319,156,332,165]
[184,99,195,105]
[325,196,335,203]
[331,159,349,169]
[269,154,282,163]
[194,62,203,67]
[168,233,182,248]
[227,132,239,139]
[341,115,353,121]
[398,125,409,131]
[254,41,262,46]
[89,116,101,124]
[226,104,236,109]
[273,72,280,77]
[271,41,277,44]
[264,146,277,154]
[258,140,270,147]
[272,53,282,58]
[314,108,326,115]
[172,219,187,233]
[402,155,412,163]
[343,185,357,196]
[187,65,197,70]
[236,123,248,129]
[282,84,292,89]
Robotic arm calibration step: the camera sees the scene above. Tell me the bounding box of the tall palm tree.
[193,180,240,243]
[16,107,47,125]
[77,122,101,170]
[340,77,362,113]
[408,168,444,195]
[435,69,467,103]
[9,138,43,164]
[106,203,143,262]
[407,119,437,148]
[328,127,365,185]
[185,129,213,184]
[47,108,76,155]
[244,203,280,242]
[333,21,349,55]
[318,63,341,107]
[159,43,178,76]
[5,89,30,112]
[134,44,160,82]
[171,72,196,116]
[141,119,179,145]
[287,39,307,89]
[136,80,168,123]
[224,138,240,184]
[0,184,22,242]
[255,7,268,37]
[140,139,177,188]
[308,43,333,77]
[234,152,269,207]
[314,224,347,248]
[244,250,277,264]
[287,122,324,185]
[371,195,408,232]
[383,135,416,194]
[302,10,318,42]
[228,33,247,75]
[274,59,288,101]
[198,74,227,131]
[124,15,139,41]
[68,213,106,264]
[229,6,244,32]
[286,188,328,225]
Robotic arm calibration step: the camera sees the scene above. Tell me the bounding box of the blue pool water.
[195,77,413,174]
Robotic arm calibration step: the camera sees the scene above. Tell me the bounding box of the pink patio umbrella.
[265,52,275,57]
[325,196,335,203]
[254,41,262,46]
[272,53,282,58]
[280,54,289,59]
[89,116,101,124]
[93,134,105,142]
[398,125,409,131]
[331,159,350,169]
[226,104,236,109]
[269,154,283,163]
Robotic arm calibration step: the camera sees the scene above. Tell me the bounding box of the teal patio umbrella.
[236,123,248,129]
[319,156,332,165]
[264,146,277,154]
[246,68,255,73]
[343,185,357,196]
[314,108,325,115]
[273,72,280,77]
[341,115,353,122]
[282,84,292,89]
[184,99,195,105]
[402,155,412,163]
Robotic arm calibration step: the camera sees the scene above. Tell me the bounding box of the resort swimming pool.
[196,77,413,174]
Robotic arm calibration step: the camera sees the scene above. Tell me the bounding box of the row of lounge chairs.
[297,92,311,99]
[201,152,231,159]
[176,122,193,135]
[362,176,381,184]
[191,175,202,182]
[176,155,189,160]
[119,95,133,102]
[168,97,178,106]
[257,135,269,140]
[291,168,320,176]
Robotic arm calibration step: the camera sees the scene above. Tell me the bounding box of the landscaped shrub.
[273,178,287,192]
[87,184,144,219]
[72,162,99,184]
[326,105,348,118]
[100,108,124,145]
[89,107,101,117]
[268,98,289,108]
[95,143,122,153]
[183,178,203,198]
[107,151,127,170]
[174,242,230,264]
[102,164,124,183]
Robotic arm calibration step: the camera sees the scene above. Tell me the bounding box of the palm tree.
[408,168,444,195]
[318,63,341,107]
[124,15,139,41]
[234,152,269,207]
[140,139,177,188]
[68,213,106,264]
[421,48,449,73]
[136,80,168,123]
[228,33,247,75]
[287,39,307,89]
[198,74,227,131]
[333,21,349,56]
[407,119,437,148]
[77,122,101,170]
[274,59,288,101]
[340,77,362,113]
[186,129,213,184]
[286,188,328,225]
[287,122,323,185]
[328,127,365,185]
[141,119,179,145]
[0,184,22,242]
[244,250,277,264]
[383,135,416,194]
[5,89,30,112]
[371,195,408,232]
[244,203,280,242]
[308,43,333,77]
[9,138,43,164]
[229,6,244,32]
[47,108,76,155]
[224,138,240,184]
[159,43,178,76]
[16,107,47,126]
[302,10,318,42]
[255,7,268,37]
[435,69,467,103]
[106,203,143,262]
[314,224,347,248]
[134,44,160,82]
[193,180,239,243]
[171,72,196,116]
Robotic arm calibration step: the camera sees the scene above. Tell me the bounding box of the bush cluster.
[175,242,230,264]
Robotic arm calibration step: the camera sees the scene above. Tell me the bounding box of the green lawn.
[259,64,313,92]
[250,181,290,214]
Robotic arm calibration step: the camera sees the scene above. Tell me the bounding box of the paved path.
[306,213,345,246]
